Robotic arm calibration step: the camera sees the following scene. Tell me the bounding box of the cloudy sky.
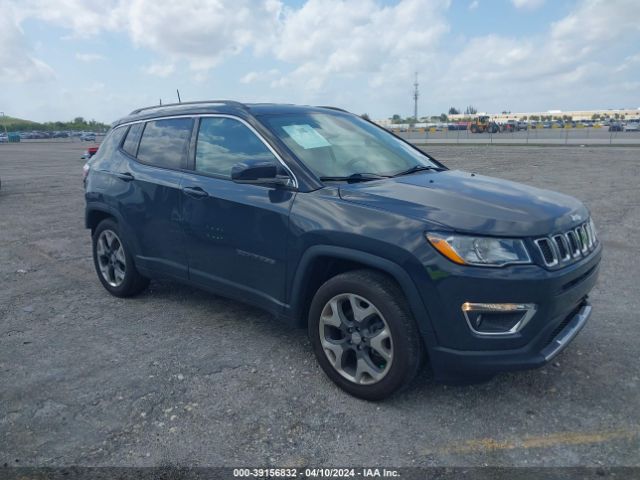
[1,0,638,123]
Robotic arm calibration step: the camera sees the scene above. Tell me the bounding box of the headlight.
[426,232,531,267]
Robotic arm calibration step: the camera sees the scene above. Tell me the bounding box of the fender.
[288,245,436,340]
[85,203,142,258]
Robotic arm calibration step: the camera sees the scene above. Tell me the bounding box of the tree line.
[0,116,110,133]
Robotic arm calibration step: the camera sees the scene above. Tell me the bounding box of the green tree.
[448,107,460,115]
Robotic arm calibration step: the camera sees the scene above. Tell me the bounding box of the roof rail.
[316,105,350,113]
[129,100,247,115]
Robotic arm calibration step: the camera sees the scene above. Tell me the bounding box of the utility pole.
[413,72,419,122]
[0,112,7,135]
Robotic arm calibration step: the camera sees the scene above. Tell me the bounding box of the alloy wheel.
[96,229,127,287]
[318,293,393,385]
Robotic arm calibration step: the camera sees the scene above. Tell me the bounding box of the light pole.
[0,112,7,136]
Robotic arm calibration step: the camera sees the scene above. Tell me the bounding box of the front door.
[180,116,295,311]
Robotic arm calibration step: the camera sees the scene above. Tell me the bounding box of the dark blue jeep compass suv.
[84,101,601,400]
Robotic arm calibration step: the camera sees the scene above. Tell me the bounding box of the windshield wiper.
[319,172,390,183]
[392,165,442,177]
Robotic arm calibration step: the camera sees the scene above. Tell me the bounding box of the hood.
[338,170,588,236]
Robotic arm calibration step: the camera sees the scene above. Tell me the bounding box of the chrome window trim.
[115,113,299,189]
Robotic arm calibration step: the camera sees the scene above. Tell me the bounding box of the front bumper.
[428,300,591,382]
[416,243,601,382]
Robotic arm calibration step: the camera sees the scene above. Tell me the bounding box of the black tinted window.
[136,118,193,169]
[122,123,143,157]
[195,117,277,177]
[93,127,126,161]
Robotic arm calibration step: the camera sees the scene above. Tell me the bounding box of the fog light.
[461,302,537,335]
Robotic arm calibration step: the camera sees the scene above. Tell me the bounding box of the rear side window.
[122,123,143,157]
[195,117,277,177]
[137,118,194,170]
[93,127,126,161]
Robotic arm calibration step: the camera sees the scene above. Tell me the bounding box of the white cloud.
[125,0,283,71]
[143,63,176,77]
[16,0,124,37]
[0,4,55,82]
[272,0,450,90]
[2,0,639,121]
[76,53,105,62]
[511,0,544,10]
[240,72,260,84]
[435,0,640,110]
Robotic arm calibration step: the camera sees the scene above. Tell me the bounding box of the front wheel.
[308,270,424,400]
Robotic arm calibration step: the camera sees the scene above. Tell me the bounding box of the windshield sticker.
[282,124,331,149]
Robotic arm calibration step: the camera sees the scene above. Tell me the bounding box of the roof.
[112,100,349,127]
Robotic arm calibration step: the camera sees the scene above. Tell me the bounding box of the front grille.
[534,220,598,268]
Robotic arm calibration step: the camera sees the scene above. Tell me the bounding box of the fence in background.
[399,126,640,145]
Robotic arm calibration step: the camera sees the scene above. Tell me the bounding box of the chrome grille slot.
[535,220,598,268]
[577,226,588,254]
[534,238,558,267]
[553,235,570,261]
[566,231,580,257]
[584,223,594,248]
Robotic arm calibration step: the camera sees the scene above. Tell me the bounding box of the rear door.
[180,116,295,312]
[117,117,194,279]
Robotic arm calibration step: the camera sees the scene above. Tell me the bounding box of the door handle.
[114,172,135,182]
[182,186,209,198]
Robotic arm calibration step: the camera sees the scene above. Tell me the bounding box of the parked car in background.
[81,133,97,142]
[623,122,639,132]
[81,146,99,160]
[0,134,8,143]
[500,120,517,132]
[609,122,623,132]
[83,100,601,400]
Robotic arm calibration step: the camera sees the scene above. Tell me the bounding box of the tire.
[92,218,149,297]
[308,270,424,400]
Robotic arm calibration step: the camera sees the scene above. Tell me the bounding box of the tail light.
[82,162,90,183]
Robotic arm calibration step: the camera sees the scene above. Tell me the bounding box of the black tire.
[308,270,424,400]
[92,218,149,297]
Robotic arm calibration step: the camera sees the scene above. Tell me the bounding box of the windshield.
[260,112,440,180]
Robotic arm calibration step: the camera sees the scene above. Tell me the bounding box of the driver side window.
[195,117,278,178]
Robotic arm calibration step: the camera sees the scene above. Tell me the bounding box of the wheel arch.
[85,206,117,233]
[288,245,435,338]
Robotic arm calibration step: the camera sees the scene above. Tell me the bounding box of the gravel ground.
[0,142,638,467]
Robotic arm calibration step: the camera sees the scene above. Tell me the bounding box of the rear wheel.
[308,270,424,400]
[92,218,149,297]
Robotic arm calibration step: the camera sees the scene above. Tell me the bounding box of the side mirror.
[231,160,291,187]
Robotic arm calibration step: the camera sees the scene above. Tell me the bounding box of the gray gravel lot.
[0,142,639,467]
